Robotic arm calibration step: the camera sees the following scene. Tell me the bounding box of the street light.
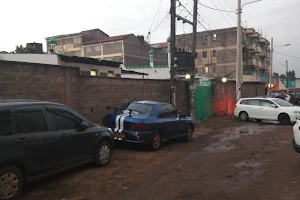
[268,40,291,94]
[222,77,227,83]
[185,74,191,80]
[236,0,262,102]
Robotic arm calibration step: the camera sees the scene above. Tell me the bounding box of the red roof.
[271,79,288,92]
[84,34,130,45]
[151,42,168,49]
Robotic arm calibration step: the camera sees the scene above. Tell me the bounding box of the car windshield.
[272,98,293,107]
[125,102,153,117]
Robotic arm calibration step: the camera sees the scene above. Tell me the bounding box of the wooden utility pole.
[170,0,176,106]
[190,0,197,120]
[286,60,289,88]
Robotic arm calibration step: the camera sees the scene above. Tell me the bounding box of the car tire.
[239,111,249,121]
[94,140,112,167]
[0,166,24,200]
[279,114,291,125]
[183,125,194,142]
[151,132,161,151]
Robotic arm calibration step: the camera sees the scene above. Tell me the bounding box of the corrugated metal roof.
[151,42,168,48]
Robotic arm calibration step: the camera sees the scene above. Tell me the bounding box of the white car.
[293,119,300,153]
[234,97,300,124]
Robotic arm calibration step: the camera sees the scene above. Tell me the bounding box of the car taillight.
[234,105,237,109]
[130,124,148,131]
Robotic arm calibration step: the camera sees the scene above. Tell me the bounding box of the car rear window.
[240,99,248,105]
[126,102,153,117]
[247,99,261,106]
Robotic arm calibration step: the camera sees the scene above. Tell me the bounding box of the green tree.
[273,72,279,78]
[14,44,39,53]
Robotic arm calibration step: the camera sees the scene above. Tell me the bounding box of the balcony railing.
[249,32,260,38]
[248,44,258,52]
[258,52,267,58]
[242,74,269,83]
[257,46,262,53]
[245,28,255,34]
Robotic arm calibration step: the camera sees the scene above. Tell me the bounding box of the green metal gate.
[194,79,212,120]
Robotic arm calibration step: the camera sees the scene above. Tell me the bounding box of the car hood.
[282,106,300,112]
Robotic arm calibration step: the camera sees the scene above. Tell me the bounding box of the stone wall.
[0,60,188,123]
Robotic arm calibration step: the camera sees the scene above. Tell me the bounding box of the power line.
[149,0,163,33]
[207,0,234,26]
[198,11,218,30]
[219,0,239,25]
[150,13,169,34]
[198,2,235,12]
[179,1,236,56]
[290,35,300,44]
[153,0,163,42]
[274,52,300,59]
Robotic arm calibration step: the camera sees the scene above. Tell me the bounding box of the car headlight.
[292,111,300,114]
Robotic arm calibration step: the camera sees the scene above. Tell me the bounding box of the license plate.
[113,133,125,140]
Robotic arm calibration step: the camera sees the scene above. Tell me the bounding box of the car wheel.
[94,140,112,167]
[279,114,291,125]
[239,111,249,121]
[151,132,161,151]
[0,166,24,200]
[183,125,194,142]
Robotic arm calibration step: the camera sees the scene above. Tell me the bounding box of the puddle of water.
[203,124,276,153]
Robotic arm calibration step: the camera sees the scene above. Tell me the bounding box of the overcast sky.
[1,0,299,76]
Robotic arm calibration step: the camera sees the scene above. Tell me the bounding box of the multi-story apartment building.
[175,27,270,82]
[45,29,109,57]
[46,29,167,67]
[83,34,167,66]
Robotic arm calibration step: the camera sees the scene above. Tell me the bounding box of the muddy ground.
[18,117,300,200]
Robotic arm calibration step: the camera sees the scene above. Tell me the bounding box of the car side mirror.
[80,121,90,130]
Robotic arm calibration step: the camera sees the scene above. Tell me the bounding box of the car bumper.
[293,139,300,153]
[113,130,154,144]
[293,120,300,153]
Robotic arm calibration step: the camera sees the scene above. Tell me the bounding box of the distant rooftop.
[84,34,131,45]
[0,53,121,68]
[151,42,168,49]
[45,28,109,40]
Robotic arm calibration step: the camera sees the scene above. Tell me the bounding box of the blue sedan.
[102,100,195,150]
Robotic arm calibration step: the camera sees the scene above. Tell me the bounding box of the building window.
[114,42,122,49]
[94,45,101,52]
[90,70,97,76]
[182,39,186,46]
[107,71,115,77]
[202,51,207,58]
[86,47,92,53]
[212,50,217,57]
[73,37,81,44]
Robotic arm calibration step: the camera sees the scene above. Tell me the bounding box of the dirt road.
[19,117,300,200]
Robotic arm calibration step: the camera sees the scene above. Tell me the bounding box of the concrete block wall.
[0,61,186,123]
